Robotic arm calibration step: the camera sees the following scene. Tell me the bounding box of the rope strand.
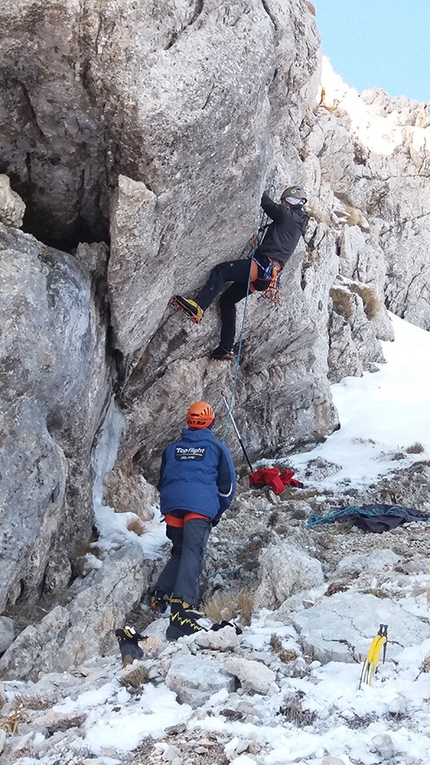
[221,183,276,442]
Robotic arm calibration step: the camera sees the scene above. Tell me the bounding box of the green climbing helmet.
[281,186,307,205]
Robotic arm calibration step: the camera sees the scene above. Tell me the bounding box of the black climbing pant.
[195,258,269,351]
[155,516,212,607]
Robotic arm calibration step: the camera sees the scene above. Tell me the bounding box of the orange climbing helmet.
[186,401,215,429]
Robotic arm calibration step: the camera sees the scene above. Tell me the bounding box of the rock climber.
[150,401,237,641]
[171,185,309,360]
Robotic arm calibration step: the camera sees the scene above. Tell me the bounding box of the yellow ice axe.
[359,624,388,688]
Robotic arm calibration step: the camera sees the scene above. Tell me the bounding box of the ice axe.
[221,392,254,472]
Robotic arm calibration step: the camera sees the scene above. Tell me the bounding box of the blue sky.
[314,0,430,103]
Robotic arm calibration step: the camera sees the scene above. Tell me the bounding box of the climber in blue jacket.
[150,401,236,641]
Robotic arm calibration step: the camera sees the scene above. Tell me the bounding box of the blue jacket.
[158,428,236,520]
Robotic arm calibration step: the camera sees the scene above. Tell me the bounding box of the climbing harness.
[359,624,388,688]
[255,257,282,304]
[248,233,283,304]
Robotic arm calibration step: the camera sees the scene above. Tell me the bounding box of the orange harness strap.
[249,258,282,295]
[164,512,209,528]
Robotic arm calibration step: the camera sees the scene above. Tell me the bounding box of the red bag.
[249,467,304,494]
[279,469,304,488]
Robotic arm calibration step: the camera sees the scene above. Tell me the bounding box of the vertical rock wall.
[0,224,110,611]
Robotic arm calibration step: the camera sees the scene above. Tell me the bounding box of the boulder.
[224,657,278,695]
[255,542,324,609]
[165,655,236,707]
[292,591,430,663]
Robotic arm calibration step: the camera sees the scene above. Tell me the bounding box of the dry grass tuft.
[361,588,390,599]
[1,696,30,735]
[270,634,298,664]
[278,694,316,726]
[325,581,349,597]
[342,204,370,230]
[405,442,425,454]
[203,589,255,626]
[270,633,283,653]
[279,649,299,664]
[318,86,340,114]
[330,287,354,320]
[304,203,325,224]
[349,283,381,320]
[343,204,362,227]
[127,516,146,535]
[17,695,52,712]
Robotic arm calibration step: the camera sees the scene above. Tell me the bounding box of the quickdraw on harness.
[254,256,282,304]
[248,227,282,304]
[359,624,388,688]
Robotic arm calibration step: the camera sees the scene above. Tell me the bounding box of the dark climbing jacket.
[257,192,308,268]
[158,428,236,520]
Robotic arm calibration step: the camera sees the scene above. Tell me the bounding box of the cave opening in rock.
[2,167,110,253]
[22,207,110,253]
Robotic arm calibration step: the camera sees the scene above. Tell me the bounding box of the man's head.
[186,401,215,429]
[281,186,307,207]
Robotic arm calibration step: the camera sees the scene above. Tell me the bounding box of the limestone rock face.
[0,617,15,654]
[0,0,316,252]
[0,175,25,227]
[312,59,430,332]
[1,0,338,470]
[0,545,146,680]
[0,224,110,612]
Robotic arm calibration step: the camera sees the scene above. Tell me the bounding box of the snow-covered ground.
[291,313,430,492]
[3,314,430,765]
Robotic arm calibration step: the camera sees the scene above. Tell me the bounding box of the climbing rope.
[307,505,415,529]
[203,554,261,580]
[221,251,254,442]
[221,182,276,442]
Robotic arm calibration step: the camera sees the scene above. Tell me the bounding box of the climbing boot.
[170,296,204,323]
[165,599,206,641]
[210,345,234,361]
[115,625,144,666]
[150,590,170,614]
